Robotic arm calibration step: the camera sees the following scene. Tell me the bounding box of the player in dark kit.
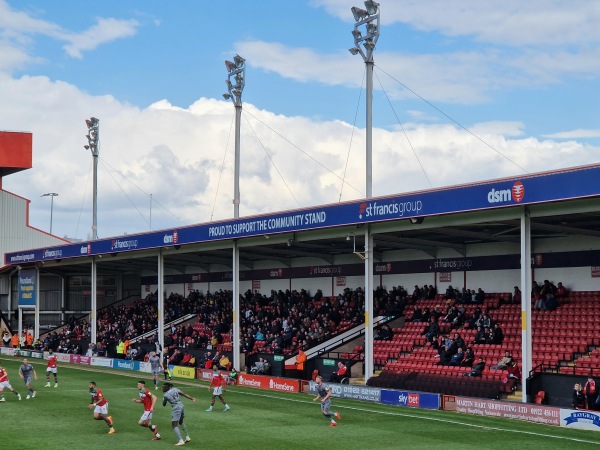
[312,375,341,427]
[18,358,38,399]
[162,382,196,446]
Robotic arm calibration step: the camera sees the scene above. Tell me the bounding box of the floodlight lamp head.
[349,47,360,55]
[84,145,90,150]
[233,54,245,67]
[364,0,380,15]
[366,22,378,36]
[225,60,235,72]
[363,39,375,50]
[352,29,362,39]
[223,93,232,100]
[351,6,368,21]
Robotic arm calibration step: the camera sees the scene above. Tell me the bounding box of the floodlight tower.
[224,54,246,219]
[84,117,100,240]
[223,54,246,372]
[41,192,58,234]
[349,1,381,382]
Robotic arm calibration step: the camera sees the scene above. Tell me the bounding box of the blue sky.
[1,0,599,240]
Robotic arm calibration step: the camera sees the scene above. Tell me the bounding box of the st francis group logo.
[358,199,423,220]
[487,182,525,204]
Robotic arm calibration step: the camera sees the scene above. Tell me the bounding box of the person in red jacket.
[329,362,348,383]
[583,376,597,410]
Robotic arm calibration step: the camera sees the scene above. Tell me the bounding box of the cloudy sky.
[1,0,599,241]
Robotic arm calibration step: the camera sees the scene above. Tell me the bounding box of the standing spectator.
[2,331,10,347]
[296,348,307,379]
[512,286,522,304]
[11,333,19,348]
[572,383,586,409]
[584,376,597,410]
[474,288,485,304]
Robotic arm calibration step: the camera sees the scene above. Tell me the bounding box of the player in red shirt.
[45,349,58,388]
[131,381,160,440]
[0,366,22,401]
[89,381,115,434]
[205,365,230,412]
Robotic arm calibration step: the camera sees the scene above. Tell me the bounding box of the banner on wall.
[17,268,37,308]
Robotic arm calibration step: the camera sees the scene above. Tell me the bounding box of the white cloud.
[2,74,598,239]
[62,17,140,59]
[316,0,600,47]
[543,129,600,139]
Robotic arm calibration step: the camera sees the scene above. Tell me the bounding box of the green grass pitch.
[1,357,599,449]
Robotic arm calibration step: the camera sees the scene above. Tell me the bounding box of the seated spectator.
[473,326,487,344]
[218,354,231,370]
[374,324,393,341]
[329,362,348,383]
[445,285,457,300]
[545,293,558,311]
[452,309,466,328]
[463,358,485,377]
[490,351,514,370]
[448,347,465,366]
[555,282,568,300]
[533,294,546,311]
[180,351,192,366]
[410,306,423,322]
[227,367,239,385]
[461,347,475,367]
[436,345,452,366]
[453,332,465,350]
[491,323,504,345]
[251,357,270,374]
[466,307,482,330]
[507,361,521,384]
[422,317,440,345]
[573,383,586,409]
[169,349,183,366]
[125,346,138,360]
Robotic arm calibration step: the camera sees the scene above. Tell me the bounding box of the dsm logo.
[487,182,524,204]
